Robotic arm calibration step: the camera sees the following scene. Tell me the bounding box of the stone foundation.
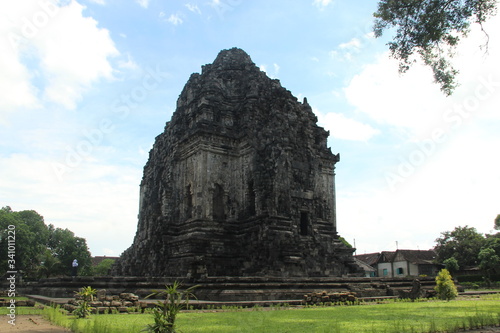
[303,291,358,305]
[20,276,438,302]
[63,290,140,314]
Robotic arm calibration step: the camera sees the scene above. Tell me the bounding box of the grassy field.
[175,296,500,333]
[2,295,499,333]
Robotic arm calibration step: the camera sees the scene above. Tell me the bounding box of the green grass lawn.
[174,297,500,333]
[3,295,499,333]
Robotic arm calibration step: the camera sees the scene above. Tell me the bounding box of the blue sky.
[1,0,499,257]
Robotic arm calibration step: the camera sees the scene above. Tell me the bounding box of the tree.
[435,226,485,268]
[38,249,62,278]
[478,248,500,279]
[443,257,459,274]
[47,225,92,276]
[478,234,500,280]
[374,0,497,95]
[0,207,48,277]
[0,206,92,278]
[435,268,458,301]
[93,258,116,276]
[495,214,500,230]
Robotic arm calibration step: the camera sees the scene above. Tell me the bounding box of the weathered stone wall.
[114,48,360,278]
[63,290,140,314]
[21,276,440,302]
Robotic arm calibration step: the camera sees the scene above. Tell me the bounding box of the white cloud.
[344,53,445,137]
[313,0,333,9]
[273,63,280,75]
[135,0,149,9]
[0,44,40,115]
[185,4,201,15]
[344,14,500,139]
[118,53,139,71]
[316,109,379,141]
[340,132,500,254]
[337,15,500,254]
[339,38,361,50]
[88,0,106,5]
[330,38,362,62]
[0,1,119,112]
[0,153,141,256]
[259,63,280,79]
[38,2,119,108]
[0,2,42,116]
[364,31,376,39]
[166,13,183,25]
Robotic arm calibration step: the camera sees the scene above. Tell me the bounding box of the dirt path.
[0,315,70,332]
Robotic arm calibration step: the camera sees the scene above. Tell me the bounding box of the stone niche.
[113,48,361,279]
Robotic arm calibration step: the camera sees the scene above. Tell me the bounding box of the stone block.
[96,289,107,301]
[68,299,79,306]
[96,307,108,314]
[119,293,139,302]
[111,301,122,307]
[63,304,77,312]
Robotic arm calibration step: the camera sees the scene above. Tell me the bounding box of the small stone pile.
[63,289,140,314]
[303,291,358,305]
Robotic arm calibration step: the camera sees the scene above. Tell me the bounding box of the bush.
[435,269,458,301]
[143,281,198,333]
[73,286,97,319]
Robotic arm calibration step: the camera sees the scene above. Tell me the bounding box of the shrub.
[73,286,97,319]
[435,269,458,301]
[143,281,198,333]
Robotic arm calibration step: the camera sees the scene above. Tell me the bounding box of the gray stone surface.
[113,48,360,278]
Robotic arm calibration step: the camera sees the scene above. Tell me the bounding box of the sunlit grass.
[174,296,500,333]
[0,306,44,315]
[4,294,499,333]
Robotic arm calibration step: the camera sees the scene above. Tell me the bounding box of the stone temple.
[114,48,360,278]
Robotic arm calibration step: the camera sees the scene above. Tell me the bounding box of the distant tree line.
[0,206,93,279]
[434,215,500,282]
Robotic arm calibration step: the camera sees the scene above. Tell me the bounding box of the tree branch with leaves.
[374,0,497,95]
